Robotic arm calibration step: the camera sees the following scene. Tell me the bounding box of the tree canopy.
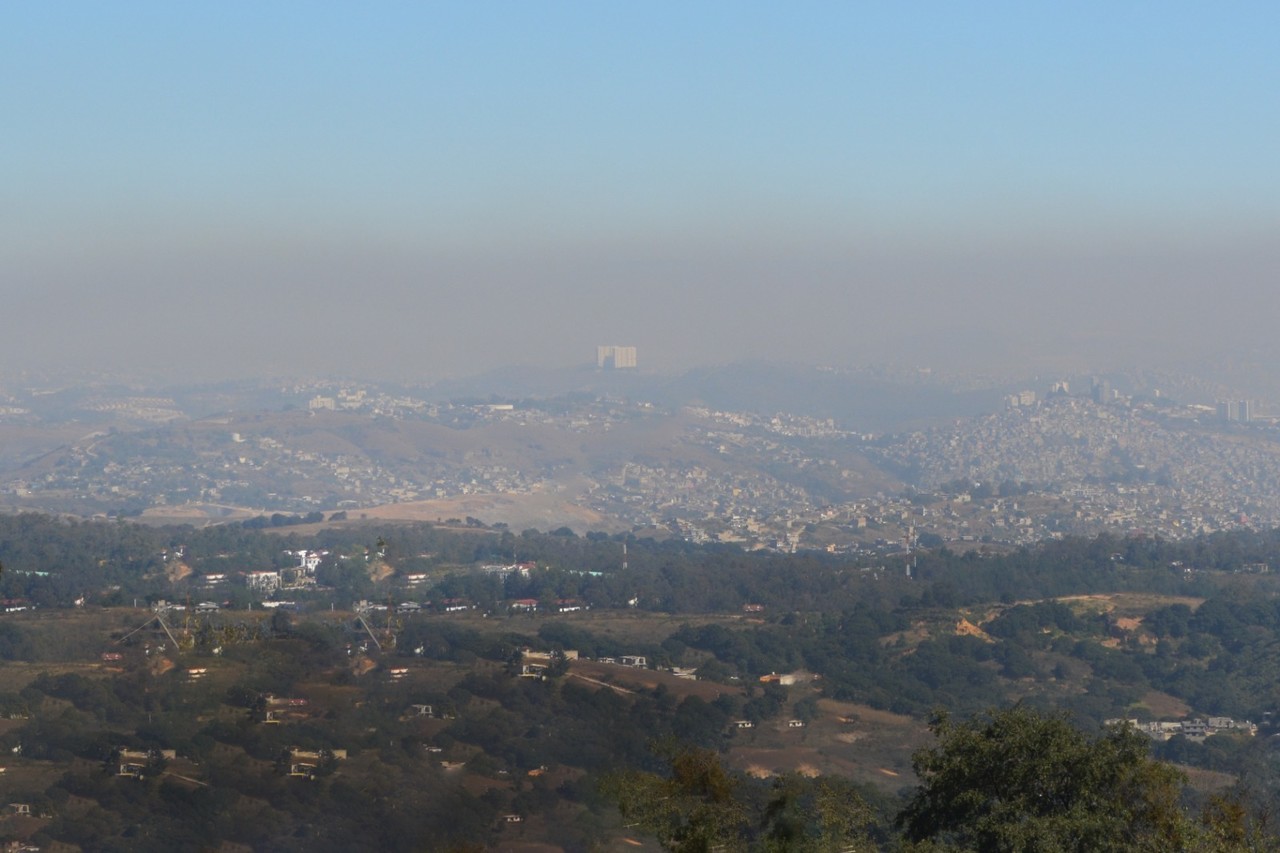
[607,743,877,852]
[898,706,1188,852]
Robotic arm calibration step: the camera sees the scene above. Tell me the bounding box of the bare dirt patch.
[167,561,193,583]
[366,559,396,583]
[717,698,933,792]
[955,618,993,642]
[149,656,176,676]
[728,746,830,779]
[816,699,917,729]
[1139,690,1191,719]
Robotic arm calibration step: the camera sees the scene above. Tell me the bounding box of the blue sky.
[4,3,1278,380]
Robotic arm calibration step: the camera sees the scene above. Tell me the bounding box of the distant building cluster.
[1218,400,1252,423]
[244,549,327,592]
[1091,377,1114,403]
[1108,716,1256,741]
[596,345,637,370]
[1006,390,1037,408]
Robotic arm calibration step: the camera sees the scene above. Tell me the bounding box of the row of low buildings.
[518,649,658,678]
[1107,716,1257,741]
[240,549,329,593]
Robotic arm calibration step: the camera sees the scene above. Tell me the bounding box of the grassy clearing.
[568,660,740,702]
[719,697,934,793]
[1137,690,1192,719]
[1054,592,1205,617]
[0,662,102,693]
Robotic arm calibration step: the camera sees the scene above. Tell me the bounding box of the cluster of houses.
[116,747,176,779]
[732,719,807,730]
[355,598,475,615]
[518,648,578,678]
[151,598,220,613]
[1107,716,1257,741]
[286,747,346,779]
[759,670,819,687]
[597,654,647,668]
[508,598,587,613]
[518,648,661,677]
[261,694,310,725]
[482,562,537,579]
[242,549,329,594]
[518,649,704,682]
[186,552,615,618]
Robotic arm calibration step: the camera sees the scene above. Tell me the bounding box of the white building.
[596,345,637,369]
[245,570,282,592]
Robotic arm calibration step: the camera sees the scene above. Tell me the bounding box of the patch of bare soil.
[955,618,993,641]
[729,746,829,779]
[366,559,396,583]
[816,699,917,728]
[149,657,175,676]
[1139,690,1191,719]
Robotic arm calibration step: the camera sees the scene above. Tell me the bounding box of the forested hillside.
[0,515,1279,848]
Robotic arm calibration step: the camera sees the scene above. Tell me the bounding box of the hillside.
[0,518,1275,847]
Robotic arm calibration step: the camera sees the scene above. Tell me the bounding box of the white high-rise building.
[596,345,637,369]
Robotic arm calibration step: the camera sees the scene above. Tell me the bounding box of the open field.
[0,662,103,694]
[355,484,623,533]
[721,697,931,793]
[1140,690,1193,719]
[447,608,749,648]
[1054,592,1206,616]
[568,660,740,702]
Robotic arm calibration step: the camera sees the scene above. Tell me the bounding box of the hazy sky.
[4,3,1278,382]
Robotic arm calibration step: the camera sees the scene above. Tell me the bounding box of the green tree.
[898,706,1190,852]
[606,744,751,851]
[607,744,876,852]
[760,773,877,852]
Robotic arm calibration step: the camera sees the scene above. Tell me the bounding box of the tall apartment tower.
[1091,377,1112,404]
[1218,399,1249,422]
[1218,400,1251,423]
[596,345,637,369]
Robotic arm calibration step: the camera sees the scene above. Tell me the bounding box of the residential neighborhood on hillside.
[1,376,1279,555]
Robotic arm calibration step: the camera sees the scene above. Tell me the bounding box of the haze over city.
[5,3,1278,381]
